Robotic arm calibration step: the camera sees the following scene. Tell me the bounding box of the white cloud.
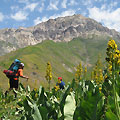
[34,16,48,25]
[82,0,93,6]
[11,11,28,21]
[24,2,38,11]
[68,0,77,6]
[101,4,107,10]
[0,12,4,22]
[94,0,106,2]
[101,1,118,10]
[61,0,67,8]
[38,2,44,12]
[11,6,19,11]
[88,7,120,31]
[47,0,59,10]
[18,0,29,4]
[34,9,76,25]
[77,8,81,11]
[109,1,118,9]
[50,9,76,19]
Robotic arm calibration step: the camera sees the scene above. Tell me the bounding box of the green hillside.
[0,37,112,90]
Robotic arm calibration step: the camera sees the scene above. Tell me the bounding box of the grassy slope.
[0,37,112,90]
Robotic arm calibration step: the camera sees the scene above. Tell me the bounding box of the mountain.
[0,14,120,56]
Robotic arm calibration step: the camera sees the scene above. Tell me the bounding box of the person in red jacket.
[5,63,29,98]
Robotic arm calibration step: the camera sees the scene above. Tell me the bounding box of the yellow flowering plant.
[45,62,52,99]
[75,62,83,82]
[54,85,60,91]
[105,39,120,119]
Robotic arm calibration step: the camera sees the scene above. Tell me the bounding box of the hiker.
[55,77,65,90]
[4,62,29,98]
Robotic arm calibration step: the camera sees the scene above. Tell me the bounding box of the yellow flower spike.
[92,55,104,85]
[75,62,83,81]
[45,62,52,81]
[113,54,118,59]
[99,87,102,93]
[104,74,107,79]
[75,73,77,77]
[99,69,102,72]
[35,93,38,98]
[76,79,79,82]
[107,39,117,50]
[115,44,117,49]
[84,66,87,73]
[18,99,21,102]
[45,62,52,94]
[55,85,60,91]
[108,65,112,70]
[34,88,37,92]
[117,59,120,65]
[91,71,94,80]
[115,49,120,54]
[118,54,120,58]
[70,88,73,92]
[58,79,61,83]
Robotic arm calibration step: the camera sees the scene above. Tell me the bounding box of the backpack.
[3,59,21,78]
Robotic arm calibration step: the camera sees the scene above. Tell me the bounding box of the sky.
[0,0,120,32]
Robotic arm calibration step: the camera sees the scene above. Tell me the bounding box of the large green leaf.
[38,106,48,120]
[73,87,102,120]
[32,104,42,120]
[26,85,31,93]
[105,109,118,120]
[64,92,76,120]
[19,83,26,92]
[59,85,71,117]
[23,99,32,113]
[37,86,47,105]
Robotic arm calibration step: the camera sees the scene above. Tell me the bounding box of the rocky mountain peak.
[0,14,120,56]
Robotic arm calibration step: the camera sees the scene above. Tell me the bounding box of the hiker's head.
[58,77,62,83]
[20,63,24,69]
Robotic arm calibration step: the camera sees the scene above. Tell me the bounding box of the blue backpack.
[9,59,21,72]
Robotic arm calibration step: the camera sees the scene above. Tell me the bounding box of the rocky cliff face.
[0,14,120,56]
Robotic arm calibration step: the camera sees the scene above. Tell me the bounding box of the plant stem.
[112,63,120,120]
[113,82,120,120]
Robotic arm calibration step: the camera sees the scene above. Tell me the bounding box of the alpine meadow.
[0,14,120,120]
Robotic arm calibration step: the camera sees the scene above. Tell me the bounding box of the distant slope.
[0,36,112,90]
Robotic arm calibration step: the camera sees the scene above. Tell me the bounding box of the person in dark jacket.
[56,77,65,90]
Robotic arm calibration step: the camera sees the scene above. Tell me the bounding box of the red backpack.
[3,59,21,78]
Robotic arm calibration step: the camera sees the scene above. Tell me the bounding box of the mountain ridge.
[0,14,120,56]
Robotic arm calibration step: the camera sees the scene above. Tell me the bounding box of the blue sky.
[0,0,120,32]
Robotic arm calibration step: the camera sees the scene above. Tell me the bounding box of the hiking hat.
[20,63,24,67]
[58,77,62,81]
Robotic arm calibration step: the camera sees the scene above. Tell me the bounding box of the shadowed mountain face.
[0,14,120,56]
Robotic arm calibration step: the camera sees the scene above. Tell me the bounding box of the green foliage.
[0,38,120,119]
[0,76,119,120]
[0,37,111,89]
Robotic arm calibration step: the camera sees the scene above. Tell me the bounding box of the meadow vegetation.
[0,37,111,90]
[0,39,120,119]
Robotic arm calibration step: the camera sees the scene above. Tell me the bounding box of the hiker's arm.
[20,75,29,80]
[19,69,29,80]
